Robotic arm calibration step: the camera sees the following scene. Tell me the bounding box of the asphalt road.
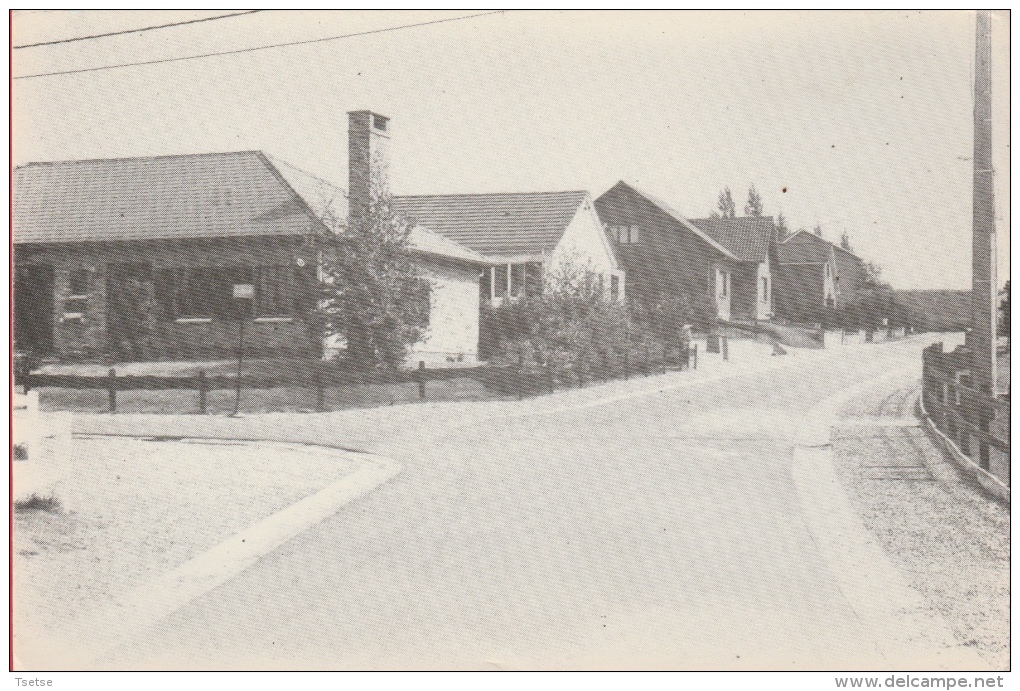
[94,338,980,670]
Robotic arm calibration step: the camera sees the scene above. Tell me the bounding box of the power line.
[13,11,505,81]
[14,10,265,49]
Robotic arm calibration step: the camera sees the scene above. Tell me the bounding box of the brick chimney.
[348,110,391,224]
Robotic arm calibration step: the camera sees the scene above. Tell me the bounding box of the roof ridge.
[15,150,266,169]
[395,190,588,199]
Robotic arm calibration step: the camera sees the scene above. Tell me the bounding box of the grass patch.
[15,493,61,514]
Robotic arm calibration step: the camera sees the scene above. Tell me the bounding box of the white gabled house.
[392,190,625,305]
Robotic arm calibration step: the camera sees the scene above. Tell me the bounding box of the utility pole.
[971,10,997,394]
[971,10,997,468]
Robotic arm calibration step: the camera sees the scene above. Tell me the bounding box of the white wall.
[411,259,480,366]
[547,194,624,300]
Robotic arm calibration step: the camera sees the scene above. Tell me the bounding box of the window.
[610,275,620,302]
[608,225,640,244]
[69,269,89,297]
[494,265,509,299]
[161,266,256,320]
[715,268,729,298]
[524,262,543,296]
[510,263,526,298]
[64,268,90,319]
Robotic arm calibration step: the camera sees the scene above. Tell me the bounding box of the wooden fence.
[22,344,699,414]
[921,343,1009,486]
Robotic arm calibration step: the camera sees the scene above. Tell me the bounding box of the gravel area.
[831,377,1010,670]
[13,433,362,645]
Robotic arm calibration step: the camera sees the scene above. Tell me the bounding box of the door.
[715,268,731,321]
[14,265,54,354]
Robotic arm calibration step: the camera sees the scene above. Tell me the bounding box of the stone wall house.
[12,111,486,365]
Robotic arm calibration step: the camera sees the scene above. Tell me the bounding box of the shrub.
[14,493,61,513]
[479,261,702,377]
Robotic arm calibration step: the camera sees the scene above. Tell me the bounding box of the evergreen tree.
[744,185,764,216]
[317,162,432,369]
[711,187,736,219]
[775,213,790,242]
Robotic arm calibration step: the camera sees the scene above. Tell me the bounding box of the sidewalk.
[13,433,367,660]
[830,374,1010,670]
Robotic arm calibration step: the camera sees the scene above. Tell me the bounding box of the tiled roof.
[13,151,484,264]
[14,151,322,244]
[391,191,589,256]
[688,216,774,263]
[776,230,835,264]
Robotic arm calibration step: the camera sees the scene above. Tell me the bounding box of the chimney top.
[348,110,390,136]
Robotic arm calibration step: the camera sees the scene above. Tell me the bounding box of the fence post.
[692,344,698,370]
[978,399,991,470]
[644,344,650,375]
[722,336,729,361]
[517,353,525,400]
[107,368,117,413]
[316,363,326,411]
[623,348,629,379]
[198,370,207,414]
[418,361,426,400]
[661,344,666,375]
[547,362,555,394]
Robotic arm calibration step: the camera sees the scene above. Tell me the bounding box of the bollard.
[107,368,117,413]
[418,361,426,400]
[198,370,207,414]
[692,344,698,370]
[722,336,729,361]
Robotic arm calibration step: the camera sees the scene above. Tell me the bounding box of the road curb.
[916,394,1010,504]
[15,446,402,670]
[790,372,989,670]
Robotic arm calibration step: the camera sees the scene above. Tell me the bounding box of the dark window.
[524,262,543,296]
[69,269,89,296]
[494,265,509,299]
[171,266,253,319]
[610,275,620,302]
[255,266,291,317]
[480,269,491,301]
[510,264,526,298]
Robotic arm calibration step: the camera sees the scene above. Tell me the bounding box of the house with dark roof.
[594,181,741,322]
[773,230,867,324]
[13,111,486,364]
[393,190,624,305]
[689,216,778,322]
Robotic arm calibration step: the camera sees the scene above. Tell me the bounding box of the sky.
[12,10,1010,290]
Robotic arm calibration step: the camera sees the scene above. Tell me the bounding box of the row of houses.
[13,110,868,366]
